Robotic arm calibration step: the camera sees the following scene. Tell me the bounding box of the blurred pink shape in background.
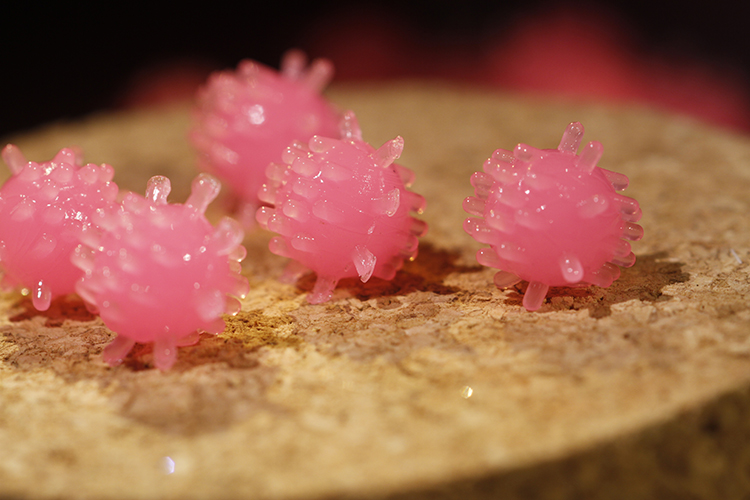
[119,5,750,132]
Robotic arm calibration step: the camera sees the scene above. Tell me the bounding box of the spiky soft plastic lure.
[464,122,643,311]
[73,174,248,370]
[0,145,119,310]
[191,50,341,226]
[257,112,427,304]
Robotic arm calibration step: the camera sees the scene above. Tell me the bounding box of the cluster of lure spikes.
[256,112,427,304]
[73,174,248,370]
[464,122,643,311]
[278,48,337,92]
[0,145,118,311]
[0,145,249,371]
[190,49,341,226]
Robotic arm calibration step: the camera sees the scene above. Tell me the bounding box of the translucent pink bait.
[191,50,341,226]
[464,122,643,311]
[257,112,428,304]
[73,174,249,370]
[0,145,119,311]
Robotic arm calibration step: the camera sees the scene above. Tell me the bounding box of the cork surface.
[1,84,750,499]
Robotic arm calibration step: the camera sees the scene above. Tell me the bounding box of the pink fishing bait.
[73,174,248,370]
[464,122,643,311]
[257,112,428,304]
[191,50,341,226]
[0,145,119,311]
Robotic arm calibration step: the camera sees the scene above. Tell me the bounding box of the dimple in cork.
[464,122,643,311]
[257,111,428,304]
[0,145,119,310]
[73,174,249,370]
[190,50,341,226]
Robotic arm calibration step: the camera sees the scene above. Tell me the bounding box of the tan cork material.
[1,84,749,499]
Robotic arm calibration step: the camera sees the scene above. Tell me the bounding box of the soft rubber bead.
[257,111,428,304]
[464,122,643,311]
[0,145,119,311]
[191,49,341,227]
[73,174,249,370]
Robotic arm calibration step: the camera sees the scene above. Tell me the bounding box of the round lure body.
[464,122,643,311]
[0,145,119,310]
[73,174,249,370]
[191,50,341,226]
[256,112,428,304]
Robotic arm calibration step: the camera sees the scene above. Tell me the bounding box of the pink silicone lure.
[464,122,643,311]
[73,174,249,370]
[0,145,119,311]
[191,50,341,226]
[257,112,428,304]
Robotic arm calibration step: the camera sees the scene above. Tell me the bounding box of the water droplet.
[161,456,175,474]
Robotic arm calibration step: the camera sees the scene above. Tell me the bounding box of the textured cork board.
[1,84,750,500]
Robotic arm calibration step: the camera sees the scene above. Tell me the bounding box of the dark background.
[3,0,750,137]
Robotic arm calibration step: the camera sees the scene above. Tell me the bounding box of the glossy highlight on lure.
[191,50,341,226]
[464,122,643,311]
[73,174,249,370]
[257,111,428,304]
[0,145,119,310]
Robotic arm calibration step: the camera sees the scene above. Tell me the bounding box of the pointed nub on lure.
[372,136,404,169]
[146,176,171,205]
[185,174,221,214]
[557,121,585,153]
[1,144,28,175]
[339,111,363,141]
